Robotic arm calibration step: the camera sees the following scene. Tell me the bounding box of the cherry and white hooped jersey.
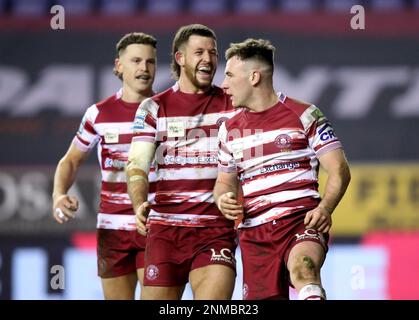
[132,83,240,227]
[218,93,343,228]
[73,89,156,231]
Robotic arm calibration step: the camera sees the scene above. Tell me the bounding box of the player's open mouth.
[136,75,151,80]
[197,66,212,77]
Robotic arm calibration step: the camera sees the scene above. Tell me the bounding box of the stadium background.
[0,0,418,299]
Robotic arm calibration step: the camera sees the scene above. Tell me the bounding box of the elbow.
[331,160,351,189]
[58,155,78,171]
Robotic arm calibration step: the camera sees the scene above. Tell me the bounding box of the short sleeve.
[72,104,100,152]
[132,98,159,144]
[300,105,342,158]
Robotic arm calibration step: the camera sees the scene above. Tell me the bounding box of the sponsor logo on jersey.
[137,110,147,118]
[104,158,126,169]
[239,162,300,181]
[134,110,147,130]
[260,162,300,174]
[104,128,119,144]
[311,108,324,120]
[167,120,185,138]
[133,119,145,130]
[295,229,325,245]
[164,155,218,165]
[318,122,336,141]
[210,248,235,265]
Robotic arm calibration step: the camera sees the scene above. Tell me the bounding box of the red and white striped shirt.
[132,83,240,227]
[218,93,342,228]
[73,89,156,231]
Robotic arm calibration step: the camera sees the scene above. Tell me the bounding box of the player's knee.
[289,255,320,284]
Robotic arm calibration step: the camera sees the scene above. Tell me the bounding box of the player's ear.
[113,58,123,80]
[114,58,122,74]
[250,71,261,86]
[175,50,185,67]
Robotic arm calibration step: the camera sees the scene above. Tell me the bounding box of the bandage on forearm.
[129,174,148,184]
[126,166,149,185]
[126,140,156,175]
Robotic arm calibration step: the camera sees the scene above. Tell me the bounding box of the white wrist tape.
[129,175,148,184]
[55,208,65,219]
[298,284,326,300]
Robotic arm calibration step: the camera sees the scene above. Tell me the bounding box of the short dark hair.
[114,32,157,80]
[171,24,217,80]
[225,38,275,73]
[116,32,157,57]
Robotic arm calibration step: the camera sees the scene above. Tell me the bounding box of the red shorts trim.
[97,229,146,278]
[143,224,237,286]
[239,212,329,300]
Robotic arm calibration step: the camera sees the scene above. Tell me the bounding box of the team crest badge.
[274,134,292,150]
[146,264,159,281]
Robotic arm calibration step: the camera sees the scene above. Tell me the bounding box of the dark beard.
[184,64,214,90]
